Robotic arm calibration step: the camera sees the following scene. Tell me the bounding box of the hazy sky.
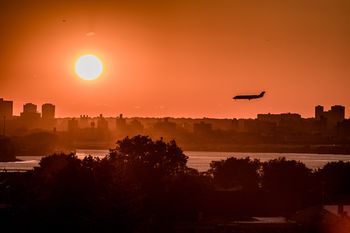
[1,0,349,118]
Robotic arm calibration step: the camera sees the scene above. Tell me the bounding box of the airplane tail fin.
[260,91,266,97]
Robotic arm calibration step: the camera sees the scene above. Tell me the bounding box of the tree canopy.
[209,156,260,190]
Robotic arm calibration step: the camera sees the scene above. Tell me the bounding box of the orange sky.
[1,0,349,118]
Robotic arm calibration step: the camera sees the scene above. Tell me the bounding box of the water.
[1,150,350,172]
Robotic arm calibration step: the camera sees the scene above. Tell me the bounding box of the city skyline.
[5,99,343,119]
[2,95,349,155]
[1,1,349,118]
[1,97,348,120]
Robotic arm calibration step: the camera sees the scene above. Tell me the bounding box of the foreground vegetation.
[1,135,350,232]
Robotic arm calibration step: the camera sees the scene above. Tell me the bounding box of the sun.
[75,54,103,80]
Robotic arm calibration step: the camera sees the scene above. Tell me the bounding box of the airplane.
[233,91,266,100]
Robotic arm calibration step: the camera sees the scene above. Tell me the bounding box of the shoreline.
[11,146,350,157]
[180,146,350,155]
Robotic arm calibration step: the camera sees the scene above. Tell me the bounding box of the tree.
[208,156,261,190]
[10,136,201,232]
[108,135,190,226]
[109,135,188,179]
[27,153,139,233]
[0,136,15,161]
[261,157,312,212]
[316,161,350,201]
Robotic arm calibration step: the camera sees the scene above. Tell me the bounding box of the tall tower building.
[314,105,345,128]
[42,103,55,119]
[0,98,13,119]
[116,114,127,131]
[315,105,324,120]
[20,103,41,129]
[41,103,56,130]
[23,103,38,114]
[97,114,108,130]
[330,105,345,122]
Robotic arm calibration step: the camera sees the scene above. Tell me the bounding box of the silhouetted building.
[68,118,79,134]
[96,114,110,141]
[128,119,144,135]
[20,103,41,129]
[41,103,56,130]
[154,118,177,133]
[237,119,257,132]
[193,121,213,135]
[42,103,55,119]
[315,105,324,120]
[79,115,90,128]
[330,105,345,121]
[337,119,350,140]
[0,98,13,119]
[315,105,345,128]
[116,114,127,133]
[179,122,192,132]
[23,103,37,114]
[97,114,108,130]
[257,113,301,124]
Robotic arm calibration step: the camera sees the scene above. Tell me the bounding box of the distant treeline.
[0,132,72,161]
[1,135,350,232]
[2,130,350,164]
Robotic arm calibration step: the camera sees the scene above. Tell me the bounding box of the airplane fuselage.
[233,91,265,100]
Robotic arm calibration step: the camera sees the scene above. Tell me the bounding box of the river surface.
[1,150,350,172]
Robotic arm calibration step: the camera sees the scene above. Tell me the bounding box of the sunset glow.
[75,55,103,80]
[1,1,349,118]
[1,2,350,230]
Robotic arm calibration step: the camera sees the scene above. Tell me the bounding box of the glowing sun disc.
[75,55,103,80]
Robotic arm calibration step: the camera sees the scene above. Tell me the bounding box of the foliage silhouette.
[0,136,16,161]
[3,136,350,233]
[7,135,201,233]
[262,157,312,193]
[316,161,350,202]
[209,156,260,190]
[261,157,313,212]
